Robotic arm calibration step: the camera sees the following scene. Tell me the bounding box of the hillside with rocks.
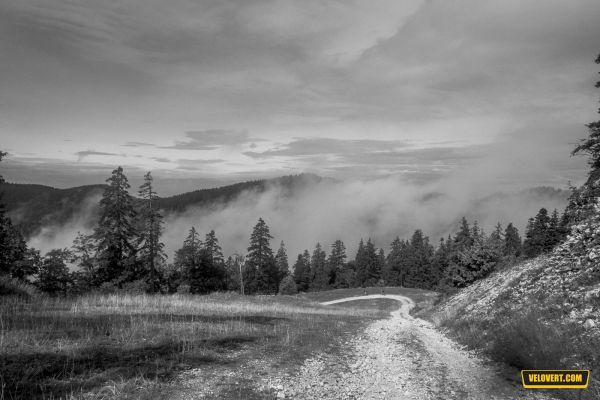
[429,200,600,398]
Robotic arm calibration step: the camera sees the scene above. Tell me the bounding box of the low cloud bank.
[26,176,569,261]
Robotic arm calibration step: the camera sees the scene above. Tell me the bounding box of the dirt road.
[265,294,556,400]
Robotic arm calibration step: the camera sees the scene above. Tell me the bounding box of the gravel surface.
[264,295,558,400]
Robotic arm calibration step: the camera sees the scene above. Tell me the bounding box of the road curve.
[321,294,415,319]
[266,294,557,399]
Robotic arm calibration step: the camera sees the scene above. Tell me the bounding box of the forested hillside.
[0,174,326,237]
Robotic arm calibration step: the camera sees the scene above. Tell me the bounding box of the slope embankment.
[427,206,600,399]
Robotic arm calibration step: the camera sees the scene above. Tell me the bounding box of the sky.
[1,0,600,195]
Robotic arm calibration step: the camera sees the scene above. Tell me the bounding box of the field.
[0,290,415,400]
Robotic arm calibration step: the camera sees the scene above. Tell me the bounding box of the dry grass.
[0,292,381,400]
[437,308,600,400]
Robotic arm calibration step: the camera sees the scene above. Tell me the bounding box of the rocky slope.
[430,202,600,398]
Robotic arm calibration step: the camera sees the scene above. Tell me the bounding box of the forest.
[0,155,578,297]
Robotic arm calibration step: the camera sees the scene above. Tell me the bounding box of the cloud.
[161,129,262,151]
[176,158,225,170]
[123,142,156,147]
[75,150,119,162]
[244,138,410,158]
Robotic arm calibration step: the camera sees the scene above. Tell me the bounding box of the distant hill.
[0,174,326,237]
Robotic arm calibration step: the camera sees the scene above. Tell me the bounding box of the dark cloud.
[162,130,262,151]
[123,142,156,147]
[75,150,119,162]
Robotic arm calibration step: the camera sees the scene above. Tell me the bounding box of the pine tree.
[275,241,290,281]
[503,223,522,257]
[354,239,367,286]
[173,227,202,290]
[385,237,406,286]
[454,217,472,250]
[292,252,311,292]
[245,218,278,294]
[523,208,551,258]
[430,237,450,288]
[175,227,226,294]
[310,243,329,291]
[94,167,138,286]
[138,172,166,292]
[404,230,434,289]
[203,230,224,265]
[329,240,347,288]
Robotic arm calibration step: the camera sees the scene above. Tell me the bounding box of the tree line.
[0,161,571,296]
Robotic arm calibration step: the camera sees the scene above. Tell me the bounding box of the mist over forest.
[18,173,569,261]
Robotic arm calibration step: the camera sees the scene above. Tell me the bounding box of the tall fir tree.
[138,172,166,292]
[454,217,472,250]
[523,208,551,258]
[292,251,311,292]
[329,240,347,288]
[385,237,406,286]
[503,223,522,257]
[354,239,367,286]
[244,218,278,294]
[310,243,329,291]
[94,167,138,286]
[404,230,434,289]
[275,241,290,281]
[174,227,225,294]
[203,230,224,265]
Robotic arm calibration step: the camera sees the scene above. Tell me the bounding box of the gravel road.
[264,295,557,400]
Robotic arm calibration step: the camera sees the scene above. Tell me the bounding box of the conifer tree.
[354,239,368,286]
[292,252,311,292]
[404,230,434,289]
[310,243,329,291]
[245,218,278,294]
[275,241,290,281]
[523,208,551,258]
[138,172,166,292]
[329,240,347,287]
[385,237,406,286]
[203,230,224,265]
[454,217,472,250]
[175,227,226,294]
[503,223,522,257]
[94,167,138,286]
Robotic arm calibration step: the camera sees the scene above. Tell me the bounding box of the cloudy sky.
[1,0,599,195]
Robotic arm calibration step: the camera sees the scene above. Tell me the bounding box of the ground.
[260,294,558,400]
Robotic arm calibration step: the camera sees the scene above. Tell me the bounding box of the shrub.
[278,275,298,295]
[0,275,40,299]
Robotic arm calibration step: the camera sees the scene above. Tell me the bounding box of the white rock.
[584,319,596,330]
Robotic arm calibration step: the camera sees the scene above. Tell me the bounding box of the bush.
[278,275,298,295]
[0,275,40,299]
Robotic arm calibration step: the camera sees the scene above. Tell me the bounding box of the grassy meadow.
[0,291,400,400]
